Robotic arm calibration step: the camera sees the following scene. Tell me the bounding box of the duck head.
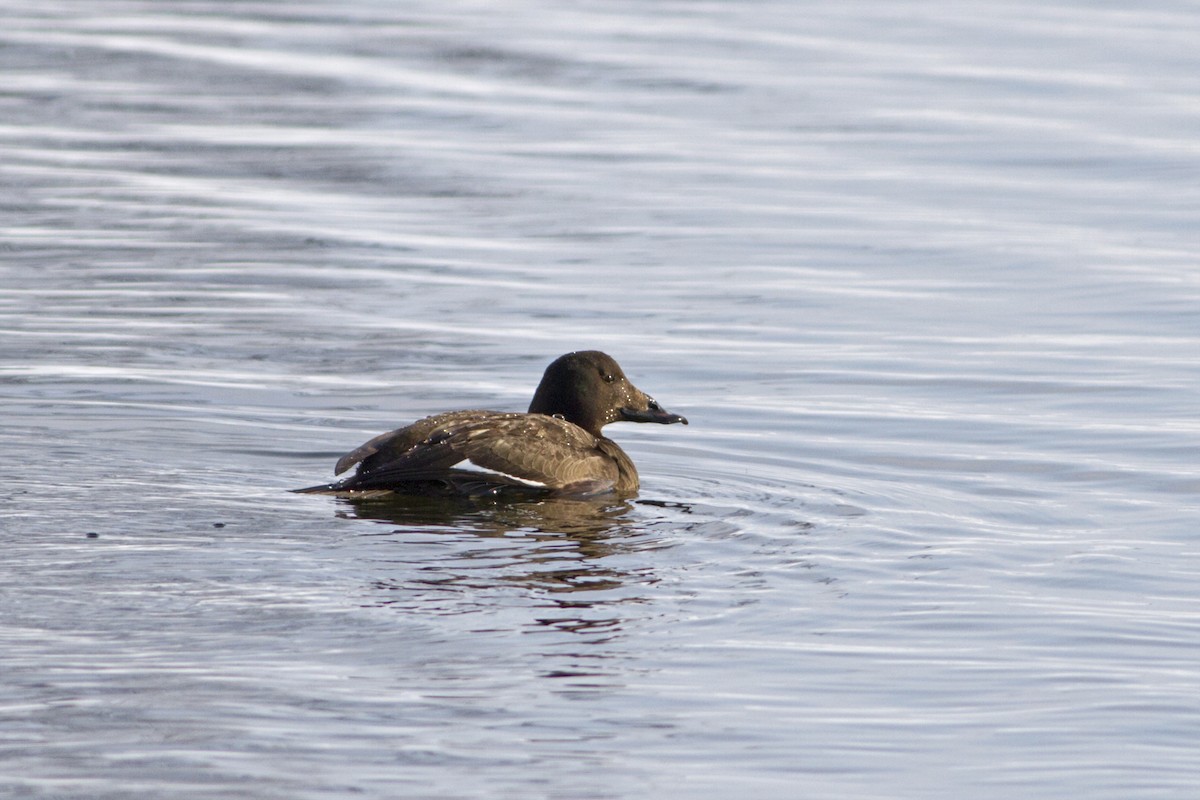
[528,351,688,437]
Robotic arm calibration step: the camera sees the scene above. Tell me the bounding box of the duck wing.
[335,411,622,493]
[333,412,469,475]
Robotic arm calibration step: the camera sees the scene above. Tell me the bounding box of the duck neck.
[528,391,603,436]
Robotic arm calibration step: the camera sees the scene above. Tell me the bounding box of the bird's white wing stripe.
[450,459,548,488]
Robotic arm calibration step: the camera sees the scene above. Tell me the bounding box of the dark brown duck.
[296,351,687,497]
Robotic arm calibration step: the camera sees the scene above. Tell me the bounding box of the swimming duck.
[296,350,687,497]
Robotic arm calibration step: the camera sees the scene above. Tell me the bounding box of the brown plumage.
[295,351,687,497]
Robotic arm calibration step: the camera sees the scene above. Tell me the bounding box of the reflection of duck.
[340,492,646,553]
[348,493,662,634]
[297,351,687,497]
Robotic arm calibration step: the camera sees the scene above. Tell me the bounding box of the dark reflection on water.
[337,494,677,641]
[338,492,638,535]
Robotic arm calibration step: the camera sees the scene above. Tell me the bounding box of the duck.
[296,350,687,497]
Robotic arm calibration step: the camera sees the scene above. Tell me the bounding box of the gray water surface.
[3,1,1199,798]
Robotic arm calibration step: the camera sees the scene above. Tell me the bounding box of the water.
[3,1,1199,797]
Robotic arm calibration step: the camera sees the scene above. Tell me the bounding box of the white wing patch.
[450,459,548,488]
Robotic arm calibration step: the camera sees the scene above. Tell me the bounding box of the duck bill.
[620,400,688,426]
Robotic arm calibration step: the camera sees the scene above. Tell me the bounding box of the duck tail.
[290,482,343,494]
